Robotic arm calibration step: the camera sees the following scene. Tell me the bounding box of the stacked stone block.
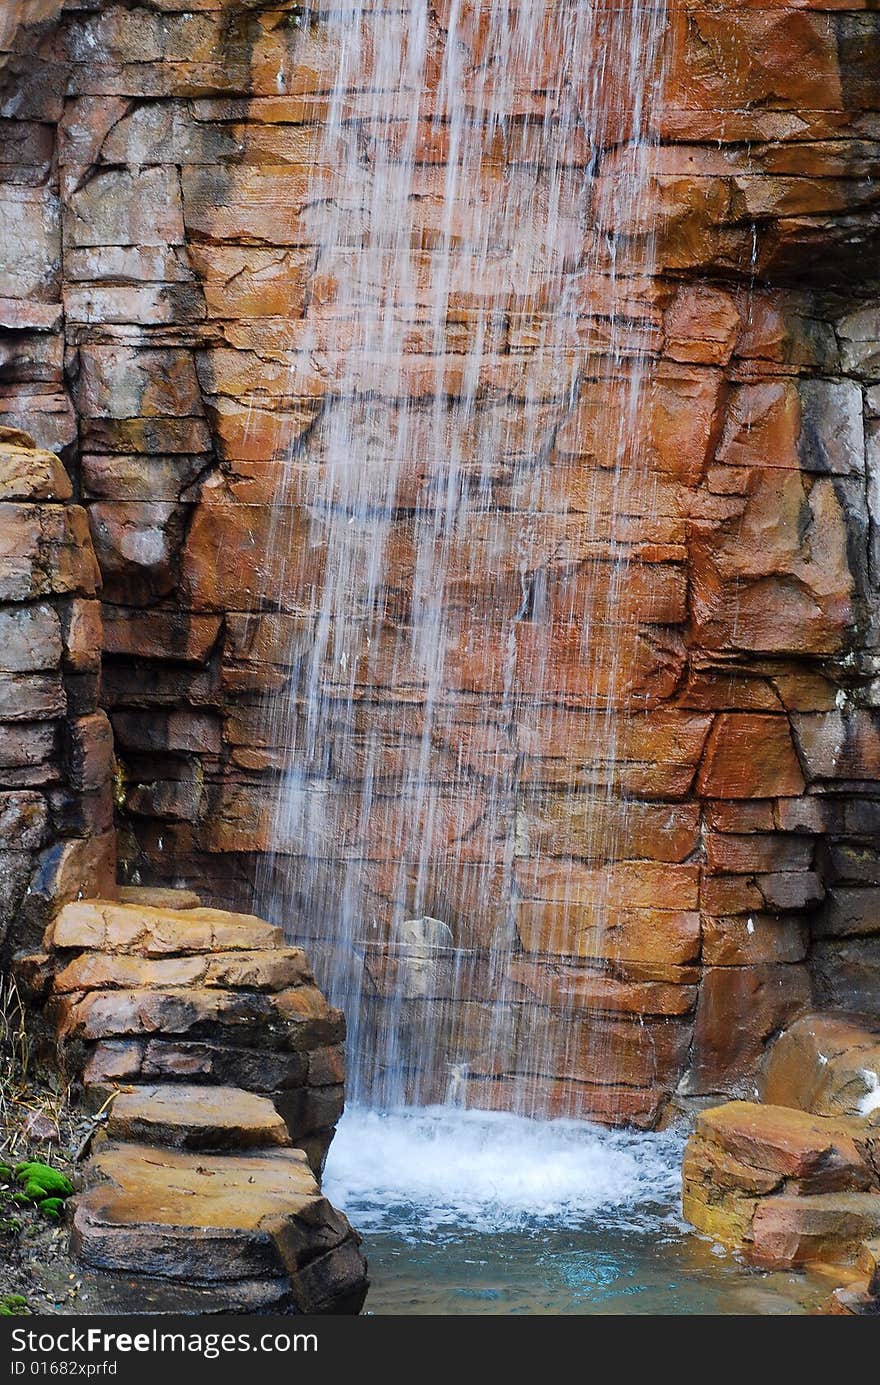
[14,889,366,1313]
[682,1012,880,1312]
[23,892,346,1172]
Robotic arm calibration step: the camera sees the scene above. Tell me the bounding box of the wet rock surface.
[104,1083,292,1151]
[0,0,879,1114]
[682,1012,880,1312]
[761,1012,880,1121]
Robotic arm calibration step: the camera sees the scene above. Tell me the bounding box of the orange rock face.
[2,0,880,1116]
[682,1012,880,1279]
[697,714,806,801]
[682,1095,880,1266]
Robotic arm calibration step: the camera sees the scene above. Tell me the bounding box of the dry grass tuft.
[0,971,90,1312]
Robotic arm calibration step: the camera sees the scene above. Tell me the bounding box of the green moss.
[13,1163,73,1199]
[0,1295,30,1316]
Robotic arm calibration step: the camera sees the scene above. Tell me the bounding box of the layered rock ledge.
[682,1012,880,1315]
[16,889,368,1315]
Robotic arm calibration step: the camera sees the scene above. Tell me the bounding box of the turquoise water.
[324,1107,827,1316]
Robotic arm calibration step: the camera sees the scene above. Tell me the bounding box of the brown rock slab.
[83,1038,314,1095]
[516,902,700,966]
[0,443,72,502]
[507,959,697,1017]
[54,947,310,994]
[682,1137,767,1248]
[203,949,312,992]
[103,610,221,664]
[55,952,206,994]
[82,1040,146,1086]
[687,963,812,1093]
[71,1267,298,1316]
[749,1193,880,1268]
[72,1140,367,1312]
[55,983,344,1051]
[684,1131,782,1200]
[690,471,854,657]
[663,284,740,366]
[147,1041,309,1093]
[106,1084,291,1152]
[48,900,283,956]
[511,1009,690,1093]
[701,914,808,967]
[761,1012,880,1121]
[74,1142,317,1281]
[440,1072,667,1129]
[696,714,806,800]
[695,1102,877,1194]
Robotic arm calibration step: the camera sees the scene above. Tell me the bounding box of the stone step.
[72,1141,367,1313]
[47,900,284,957]
[83,1042,344,1173]
[118,887,202,911]
[0,440,72,501]
[761,1011,880,1121]
[53,947,311,994]
[73,1142,319,1282]
[105,1084,291,1152]
[693,1101,878,1193]
[53,983,344,1051]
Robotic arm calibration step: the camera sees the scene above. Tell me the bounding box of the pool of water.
[324,1106,829,1315]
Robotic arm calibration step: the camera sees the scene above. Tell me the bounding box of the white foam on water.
[858,1069,880,1116]
[324,1105,684,1239]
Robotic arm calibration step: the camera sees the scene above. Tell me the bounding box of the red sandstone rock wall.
[1,1,879,1116]
[0,429,115,952]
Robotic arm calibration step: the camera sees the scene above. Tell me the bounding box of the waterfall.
[258,0,670,1116]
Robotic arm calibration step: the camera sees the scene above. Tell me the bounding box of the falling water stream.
[262,0,672,1107]
[254,0,814,1312]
